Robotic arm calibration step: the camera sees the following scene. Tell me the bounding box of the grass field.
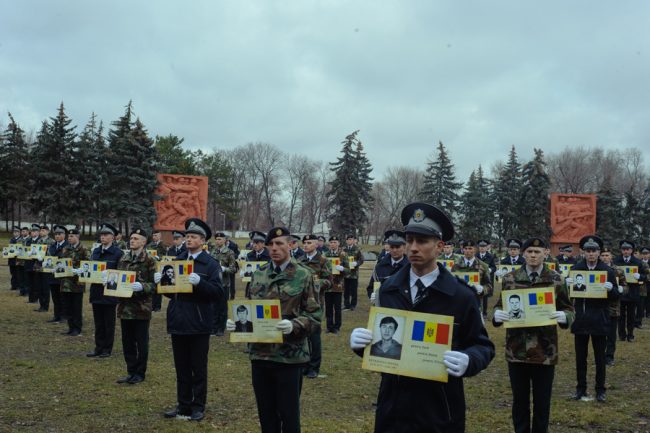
[1,256,650,433]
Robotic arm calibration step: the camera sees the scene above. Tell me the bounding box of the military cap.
[130,227,148,239]
[30,224,40,231]
[559,245,573,253]
[317,235,326,242]
[641,246,650,254]
[21,226,29,231]
[383,230,406,246]
[478,239,490,247]
[506,239,522,249]
[40,224,50,231]
[302,234,319,242]
[329,235,341,242]
[401,202,454,241]
[12,226,20,232]
[250,231,266,243]
[172,230,184,238]
[266,227,290,244]
[289,235,301,243]
[463,240,476,248]
[346,234,357,240]
[601,245,612,253]
[214,231,227,238]
[248,231,255,239]
[53,225,68,235]
[68,228,81,235]
[619,240,635,250]
[445,240,455,246]
[579,235,602,250]
[152,229,161,234]
[98,223,118,236]
[184,218,211,240]
[522,237,547,251]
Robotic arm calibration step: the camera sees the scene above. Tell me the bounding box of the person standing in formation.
[8,226,22,292]
[61,228,90,337]
[342,234,364,312]
[147,229,167,312]
[45,226,69,324]
[367,230,409,302]
[451,240,492,312]
[614,240,649,342]
[166,230,187,257]
[209,231,237,336]
[323,236,349,335]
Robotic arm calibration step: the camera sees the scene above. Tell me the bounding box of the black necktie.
[393,262,399,269]
[512,258,516,265]
[414,279,427,305]
[274,266,282,274]
[466,260,471,267]
[530,272,539,283]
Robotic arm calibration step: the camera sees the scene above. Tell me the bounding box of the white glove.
[101,270,108,284]
[71,268,81,275]
[239,270,245,277]
[370,291,377,305]
[474,284,484,295]
[37,257,44,262]
[131,282,143,292]
[550,311,567,324]
[226,319,236,331]
[350,261,358,268]
[495,269,505,278]
[617,285,624,294]
[604,281,613,291]
[493,309,510,323]
[222,267,230,273]
[564,277,574,285]
[350,328,373,350]
[443,351,469,377]
[154,272,162,283]
[188,273,200,285]
[276,319,293,335]
[335,265,345,272]
[633,272,641,280]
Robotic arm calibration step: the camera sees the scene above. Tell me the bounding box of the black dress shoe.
[86,351,100,358]
[127,375,144,384]
[116,375,133,384]
[306,370,318,379]
[47,318,62,323]
[606,359,615,366]
[619,335,627,341]
[61,330,73,335]
[33,308,47,312]
[99,352,111,358]
[573,390,587,400]
[596,392,606,402]
[627,335,635,342]
[164,407,190,418]
[191,410,204,421]
[69,330,81,337]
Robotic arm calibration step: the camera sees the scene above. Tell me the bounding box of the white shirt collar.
[189,251,202,260]
[307,252,317,261]
[465,257,475,266]
[409,267,440,302]
[391,257,404,266]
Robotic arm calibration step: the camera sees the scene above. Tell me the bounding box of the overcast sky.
[2,1,649,181]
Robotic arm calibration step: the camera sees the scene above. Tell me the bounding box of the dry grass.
[1,250,649,433]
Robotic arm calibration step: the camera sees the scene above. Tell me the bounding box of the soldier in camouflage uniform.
[209,231,237,335]
[15,227,29,296]
[114,231,128,250]
[147,229,167,312]
[451,239,492,313]
[298,234,332,379]
[61,228,90,336]
[24,224,41,304]
[228,227,321,432]
[115,228,156,385]
[493,237,575,433]
[34,224,55,312]
[343,234,364,311]
[600,245,628,366]
[323,236,349,334]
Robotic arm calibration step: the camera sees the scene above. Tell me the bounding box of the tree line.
[1,102,648,246]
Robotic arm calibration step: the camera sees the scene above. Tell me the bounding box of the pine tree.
[196,150,239,230]
[106,101,135,228]
[596,174,625,244]
[459,170,483,241]
[0,113,30,228]
[475,165,495,240]
[420,141,463,217]
[519,148,551,239]
[29,103,77,222]
[155,134,197,175]
[493,145,523,240]
[126,118,158,229]
[328,130,374,235]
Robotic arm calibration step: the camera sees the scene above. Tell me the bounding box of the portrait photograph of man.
[234,304,254,333]
[507,294,526,320]
[160,265,176,286]
[573,274,586,292]
[370,315,404,360]
[106,272,118,291]
[81,262,91,279]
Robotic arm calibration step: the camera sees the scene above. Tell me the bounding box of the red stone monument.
[550,193,597,254]
[154,174,209,236]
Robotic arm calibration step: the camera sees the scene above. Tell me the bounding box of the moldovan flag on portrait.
[178,263,193,275]
[463,274,479,284]
[92,263,106,272]
[330,257,341,274]
[121,273,136,284]
[528,291,554,306]
[589,274,606,284]
[411,320,450,345]
[256,304,280,319]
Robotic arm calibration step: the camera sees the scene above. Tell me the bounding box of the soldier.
[566,236,619,402]
[245,231,271,299]
[86,223,123,358]
[323,236,349,334]
[298,233,332,379]
[147,229,167,312]
[289,235,305,259]
[45,225,69,323]
[439,240,459,261]
[114,231,128,250]
[636,246,650,328]
[493,237,575,433]
[61,228,90,336]
[166,230,187,256]
[34,224,54,312]
[477,239,497,317]
[225,234,240,296]
[209,231,237,335]
[350,202,495,433]
[160,218,224,422]
[556,245,577,265]
[316,235,326,254]
[227,227,321,432]
[15,226,29,296]
[613,240,649,342]
[343,234,364,311]
[8,226,21,291]
[376,240,390,262]
[24,223,41,304]
[114,228,156,385]
[600,245,627,366]
[451,240,492,312]
[366,230,409,301]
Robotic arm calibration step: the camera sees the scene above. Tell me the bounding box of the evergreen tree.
[196,150,239,230]
[328,130,374,235]
[493,145,523,241]
[596,174,625,244]
[420,141,463,217]
[155,134,197,175]
[475,165,495,240]
[519,148,551,239]
[126,118,158,228]
[29,103,77,222]
[0,113,30,227]
[459,170,482,241]
[106,101,135,227]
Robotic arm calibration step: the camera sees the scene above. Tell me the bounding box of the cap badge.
[413,209,425,223]
[276,228,283,236]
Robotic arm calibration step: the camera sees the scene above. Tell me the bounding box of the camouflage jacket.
[146,240,167,258]
[33,236,54,272]
[608,264,628,317]
[343,245,364,280]
[323,249,349,292]
[208,245,237,287]
[642,260,650,297]
[248,259,322,364]
[298,252,332,303]
[494,265,575,365]
[116,249,156,320]
[60,243,90,293]
[451,256,492,297]
[114,240,128,250]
